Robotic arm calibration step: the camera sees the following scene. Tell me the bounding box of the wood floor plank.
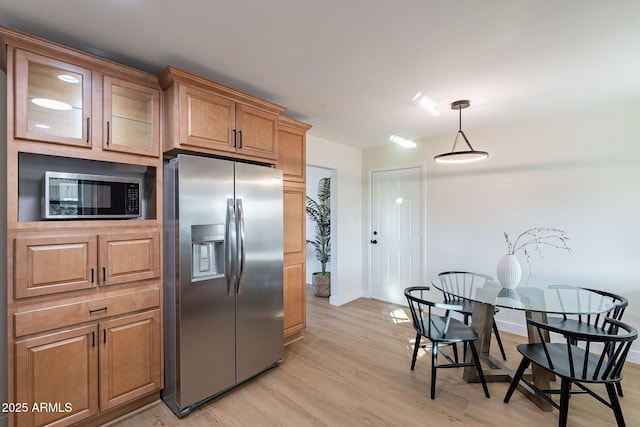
[107,287,640,427]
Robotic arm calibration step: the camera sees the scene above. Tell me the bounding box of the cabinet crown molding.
[158,65,285,115]
[0,25,159,87]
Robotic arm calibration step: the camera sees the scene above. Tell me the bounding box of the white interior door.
[370,167,423,305]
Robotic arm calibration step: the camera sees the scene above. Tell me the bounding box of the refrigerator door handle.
[236,198,246,294]
[226,198,237,296]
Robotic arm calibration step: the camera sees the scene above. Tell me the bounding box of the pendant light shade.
[434,100,488,164]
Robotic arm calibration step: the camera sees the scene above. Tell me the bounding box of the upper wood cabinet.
[278,116,312,183]
[14,49,92,147]
[159,65,285,163]
[103,76,160,157]
[12,46,160,159]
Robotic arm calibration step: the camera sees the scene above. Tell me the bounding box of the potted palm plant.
[306,177,331,297]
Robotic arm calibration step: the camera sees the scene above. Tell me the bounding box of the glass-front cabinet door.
[103,77,160,157]
[14,49,91,147]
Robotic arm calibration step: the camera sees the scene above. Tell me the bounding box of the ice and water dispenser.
[191,224,225,281]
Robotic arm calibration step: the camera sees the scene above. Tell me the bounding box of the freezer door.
[234,162,284,382]
[176,154,236,407]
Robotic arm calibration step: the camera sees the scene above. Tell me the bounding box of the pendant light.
[434,100,488,164]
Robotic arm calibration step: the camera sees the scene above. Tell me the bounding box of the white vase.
[496,254,522,289]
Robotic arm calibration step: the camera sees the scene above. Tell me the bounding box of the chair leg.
[462,314,470,362]
[492,320,507,361]
[606,382,626,426]
[452,342,459,363]
[411,333,421,371]
[504,357,530,403]
[615,381,624,397]
[430,342,438,399]
[468,341,490,398]
[559,379,571,427]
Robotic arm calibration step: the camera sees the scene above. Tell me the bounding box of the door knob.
[370,239,378,244]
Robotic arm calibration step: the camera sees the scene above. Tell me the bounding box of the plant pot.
[496,254,522,289]
[312,272,331,297]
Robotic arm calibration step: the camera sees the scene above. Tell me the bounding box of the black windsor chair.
[547,286,628,396]
[436,271,507,361]
[404,286,490,400]
[504,317,637,427]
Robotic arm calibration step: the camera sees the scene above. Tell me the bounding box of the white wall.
[307,135,363,306]
[363,98,640,361]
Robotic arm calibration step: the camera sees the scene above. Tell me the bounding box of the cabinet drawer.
[15,235,98,299]
[14,288,160,337]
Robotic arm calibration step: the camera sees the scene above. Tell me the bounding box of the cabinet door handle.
[102,267,106,282]
[106,121,110,145]
[92,331,95,347]
[238,130,243,148]
[103,329,107,344]
[232,129,237,148]
[90,268,94,284]
[86,117,90,142]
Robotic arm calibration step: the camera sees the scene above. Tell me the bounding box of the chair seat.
[516,342,622,385]
[547,317,606,336]
[422,316,479,343]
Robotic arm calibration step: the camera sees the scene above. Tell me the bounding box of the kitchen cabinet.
[279,117,311,342]
[103,76,160,157]
[14,48,92,147]
[283,184,307,340]
[13,46,160,159]
[14,230,160,298]
[2,26,164,427]
[99,310,162,410]
[14,324,99,426]
[159,65,284,163]
[14,309,161,426]
[277,117,311,183]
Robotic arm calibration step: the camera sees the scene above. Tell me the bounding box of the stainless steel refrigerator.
[162,154,284,417]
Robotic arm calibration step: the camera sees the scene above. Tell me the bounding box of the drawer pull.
[89,307,108,315]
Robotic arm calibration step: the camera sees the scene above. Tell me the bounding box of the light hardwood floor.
[108,287,640,426]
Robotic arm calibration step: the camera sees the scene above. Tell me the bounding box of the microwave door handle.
[225,198,237,296]
[236,199,245,295]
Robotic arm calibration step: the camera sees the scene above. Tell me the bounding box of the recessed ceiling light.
[389,134,417,148]
[413,93,440,116]
[57,74,80,83]
[31,98,73,111]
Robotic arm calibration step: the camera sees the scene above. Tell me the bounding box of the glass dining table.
[430,272,615,411]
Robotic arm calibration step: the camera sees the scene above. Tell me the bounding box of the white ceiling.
[1,0,639,150]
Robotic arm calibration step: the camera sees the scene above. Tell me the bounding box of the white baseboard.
[329,290,362,306]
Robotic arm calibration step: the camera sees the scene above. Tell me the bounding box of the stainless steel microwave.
[43,171,142,219]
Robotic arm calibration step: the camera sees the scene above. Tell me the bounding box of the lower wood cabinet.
[14,231,160,299]
[99,310,161,410]
[283,184,306,339]
[14,309,161,427]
